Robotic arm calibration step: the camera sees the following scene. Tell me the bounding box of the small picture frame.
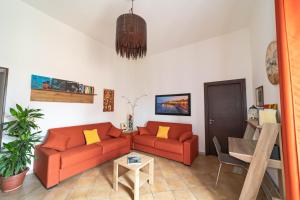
[255,86,264,107]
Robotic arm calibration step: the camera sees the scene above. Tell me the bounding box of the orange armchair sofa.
[34,122,130,189]
[132,121,199,165]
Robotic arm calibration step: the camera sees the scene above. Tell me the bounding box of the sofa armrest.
[33,145,61,188]
[183,135,199,165]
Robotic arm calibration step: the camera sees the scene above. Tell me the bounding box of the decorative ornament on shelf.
[115,0,147,59]
[248,105,259,120]
[265,41,279,85]
[122,94,147,130]
[128,114,134,131]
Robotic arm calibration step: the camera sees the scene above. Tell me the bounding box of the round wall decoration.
[265,41,279,85]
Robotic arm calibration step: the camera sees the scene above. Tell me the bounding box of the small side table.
[122,130,137,148]
[113,152,154,200]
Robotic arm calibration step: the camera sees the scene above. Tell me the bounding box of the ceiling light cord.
[129,0,134,14]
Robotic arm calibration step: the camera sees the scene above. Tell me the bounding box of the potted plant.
[0,104,43,192]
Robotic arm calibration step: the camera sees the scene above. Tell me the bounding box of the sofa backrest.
[146,121,192,140]
[47,122,113,149]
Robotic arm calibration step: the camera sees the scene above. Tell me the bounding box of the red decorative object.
[115,0,147,59]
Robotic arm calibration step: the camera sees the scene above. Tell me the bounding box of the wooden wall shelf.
[30,89,96,104]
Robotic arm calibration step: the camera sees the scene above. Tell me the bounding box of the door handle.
[209,119,215,125]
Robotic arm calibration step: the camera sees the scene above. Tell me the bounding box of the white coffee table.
[113,152,154,200]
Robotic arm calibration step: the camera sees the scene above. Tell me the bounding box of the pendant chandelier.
[115,0,147,59]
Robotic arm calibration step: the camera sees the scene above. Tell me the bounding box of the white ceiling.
[22,0,252,55]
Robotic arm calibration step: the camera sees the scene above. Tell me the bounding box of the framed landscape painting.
[155,93,191,116]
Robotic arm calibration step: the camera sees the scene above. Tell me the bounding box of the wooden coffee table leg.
[113,162,119,191]
[134,170,140,200]
[149,159,154,184]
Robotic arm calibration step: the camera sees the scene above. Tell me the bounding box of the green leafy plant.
[0,104,44,177]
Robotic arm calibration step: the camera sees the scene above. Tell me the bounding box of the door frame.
[0,67,8,149]
[204,78,247,155]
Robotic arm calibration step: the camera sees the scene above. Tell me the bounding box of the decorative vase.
[0,168,29,193]
[128,114,134,131]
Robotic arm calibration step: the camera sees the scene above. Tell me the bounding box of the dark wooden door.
[204,79,247,155]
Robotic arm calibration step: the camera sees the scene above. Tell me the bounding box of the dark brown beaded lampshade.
[115,13,147,59]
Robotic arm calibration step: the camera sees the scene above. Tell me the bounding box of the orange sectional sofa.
[132,121,199,165]
[34,122,130,189]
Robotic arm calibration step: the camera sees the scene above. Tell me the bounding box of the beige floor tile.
[43,187,70,200]
[160,167,179,178]
[109,184,132,200]
[67,188,89,200]
[87,187,110,200]
[140,193,154,200]
[150,177,170,193]
[173,190,197,200]
[0,152,267,200]
[189,186,218,200]
[165,176,187,190]
[74,177,97,189]
[82,168,100,178]
[153,191,175,200]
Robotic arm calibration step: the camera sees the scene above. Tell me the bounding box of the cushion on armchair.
[179,131,193,142]
[156,126,170,139]
[138,127,151,135]
[83,129,101,145]
[107,126,122,138]
[42,134,70,151]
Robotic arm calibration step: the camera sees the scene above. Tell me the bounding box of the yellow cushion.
[83,129,100,145]
[259,109,277,125]
[156,126,170,139]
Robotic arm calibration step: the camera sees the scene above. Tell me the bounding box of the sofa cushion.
[48,122,113,149]
[133,135,157,147]
[156,126,170,139]
[107,126,122,138]
[99,138,128,154]
[138,127,151,136]
[178,131,193,143]
[83,129,101,145]
[155,139,183,154]
[42,133,70,152]
[60,144,102,169]
[146,121,192,140]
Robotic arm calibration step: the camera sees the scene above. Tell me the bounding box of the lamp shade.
[115,13,147,59]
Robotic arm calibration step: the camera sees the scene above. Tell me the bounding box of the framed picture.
[65,81,79,93]
[256,86,264,107]
[155,93,191,116]
[31,75,52,90]
[51,78,67,91]
[103,89,114,112]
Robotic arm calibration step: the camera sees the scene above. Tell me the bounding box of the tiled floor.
[0,152,265,200]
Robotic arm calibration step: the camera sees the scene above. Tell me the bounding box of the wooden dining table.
[228,137,282,169]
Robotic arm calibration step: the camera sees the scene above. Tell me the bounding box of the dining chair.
[213,136,247,185]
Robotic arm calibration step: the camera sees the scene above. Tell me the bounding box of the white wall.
[133,29,254,153]
[0,0,279,183]
[249,0,280,186]
[250,0,280,105]
[0,0,136,142]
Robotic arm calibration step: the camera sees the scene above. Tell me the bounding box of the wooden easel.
[239,122,285,200]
